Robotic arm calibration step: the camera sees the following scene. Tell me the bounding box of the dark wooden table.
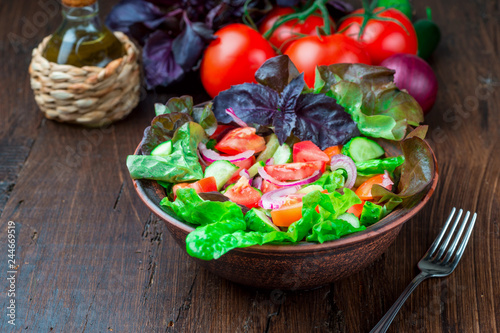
[1,0,499,332]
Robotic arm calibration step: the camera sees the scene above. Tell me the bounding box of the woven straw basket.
[29,32,141,127]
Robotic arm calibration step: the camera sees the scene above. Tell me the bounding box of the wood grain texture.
[0,0,499,332]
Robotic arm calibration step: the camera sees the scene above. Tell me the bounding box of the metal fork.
[370,208,477,333]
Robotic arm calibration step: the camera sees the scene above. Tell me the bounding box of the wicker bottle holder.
[29,32,141,127]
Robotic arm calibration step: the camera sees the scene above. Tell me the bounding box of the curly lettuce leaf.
[140,112,193,155]
[315,64,424,141]
[128,122,206,182]
[155,96,217,135]
[372,137,435,208]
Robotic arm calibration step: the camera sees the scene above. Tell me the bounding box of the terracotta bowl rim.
[133,140,438,254]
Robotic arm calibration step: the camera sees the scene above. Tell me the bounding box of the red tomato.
[209,124,236,141]
[338,8,418,65]
[224,177,262,209]
[264,161,325,181]
[271,202,303,227]
[215,127,266,155]
[226,156,256,185]
[285,34,371,87]
[259,7,329,50]
[293,141,330,163]
[200,24,276,98]
[261,179,282,194]
[172,177,217,199]
[347,200,365,218]
[323,145,342,160]
[355,173,393,201]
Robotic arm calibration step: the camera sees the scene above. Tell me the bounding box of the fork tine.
[442,211,470,263]
[424,207,457,259]
[433,209,463,260]
[452,212,477,267]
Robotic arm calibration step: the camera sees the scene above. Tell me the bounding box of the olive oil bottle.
[42,0,124,67]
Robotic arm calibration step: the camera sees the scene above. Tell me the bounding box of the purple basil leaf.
[255,55,300,94]
[293,93,359,149]
[276,0,300,7]
[143,30,184,89]
[172,14,213,71]
[272,74,304,143]
[212,83,279,124]
[326,1,354,21]
[106,0,166,35]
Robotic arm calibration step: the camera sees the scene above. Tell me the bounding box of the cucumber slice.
[297,185,324,194]
[204,160,239,190]
[248,161,266,178]
[272,143,292,164]
[245,208,280,232]
[342,137,385,163]
[257,134,280,162]
[151,140,172,156]
[337,213,360,228]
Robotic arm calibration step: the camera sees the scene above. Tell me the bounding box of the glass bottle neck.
[62,2,99,22]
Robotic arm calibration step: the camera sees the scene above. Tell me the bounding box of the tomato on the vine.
[259,7,329,51]
[200,24,276,98]
[338,8,417,65]
[284,34,371,88]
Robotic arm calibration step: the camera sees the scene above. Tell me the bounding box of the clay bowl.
[132,140,438,290]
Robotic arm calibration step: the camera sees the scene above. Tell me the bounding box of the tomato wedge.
[323,145,342,160]
[355,173,393,201]
[223,177,262,209]
[347,200,365,218]
[173,177,217,199]
[271,202,303,227]
[264,161,325,181]
[261,179,282,194]
[293,141,330,163]
[215,127,266,155]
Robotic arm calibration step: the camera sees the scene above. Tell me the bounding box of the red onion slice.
[252,176,263,190]
[239,169,250,179]
[382,170,394,189]
[225,108,248,127]
[265,157,274,166]
[198,142,254,163]
[258,167,321,187]
[330,154,357,189]
[259,185,301,210]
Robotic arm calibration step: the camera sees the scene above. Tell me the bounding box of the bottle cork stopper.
[62,0,97,7]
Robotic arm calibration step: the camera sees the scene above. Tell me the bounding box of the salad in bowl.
[127,56,436,263]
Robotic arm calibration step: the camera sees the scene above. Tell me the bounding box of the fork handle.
[370,271,431,333]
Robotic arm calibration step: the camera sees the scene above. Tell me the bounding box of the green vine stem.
[262,0,332,38]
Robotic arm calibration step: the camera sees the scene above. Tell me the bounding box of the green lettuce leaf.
[314,64,424,141]
[355,156,405,176]
[128,122,206,182]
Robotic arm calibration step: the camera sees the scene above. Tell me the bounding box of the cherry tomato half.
[200,24,276,98]
[215,127,266,155]
[284,34,371,88]
[338,8,418,65]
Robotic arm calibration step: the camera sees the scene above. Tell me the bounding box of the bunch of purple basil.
[106,0,353,89]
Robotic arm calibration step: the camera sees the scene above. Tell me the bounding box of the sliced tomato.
[323,145,342,160]
[226,156,256,185]
[223,177,262,209]
[215,127,266,155]
[271,202,303,227]
[293,141,330,163]
[355,173,393,201]
[264,161,325,181]
[261,179,282,194]
[173,176,217,199]
[347,200,365,218]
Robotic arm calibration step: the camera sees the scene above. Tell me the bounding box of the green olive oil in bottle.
[42,0,124,67]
